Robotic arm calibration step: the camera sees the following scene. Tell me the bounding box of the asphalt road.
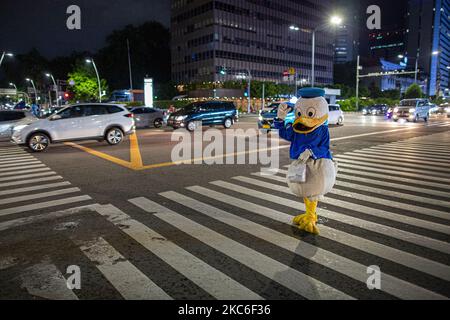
[0,113,449,300]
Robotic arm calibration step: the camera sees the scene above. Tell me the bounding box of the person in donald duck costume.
[274,87,337,235]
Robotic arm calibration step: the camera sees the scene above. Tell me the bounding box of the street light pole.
[86,58,102,102]
[26,78,38,103]
[0,51,13,67]
[9,83,18,103]
[311,29,316,87]
[247,69,251,114]
[127,39,133,92]
[46,73,59,107]
[355,55,360,111]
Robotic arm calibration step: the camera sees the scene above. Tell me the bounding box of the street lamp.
[291,16,343,87]
[0,51,13,67]
[45,73,59,107]
[9,82,17,91]
[26,78,38,103]
[311,16,343,87]
[398,53,420,83]
[86,58,102,102]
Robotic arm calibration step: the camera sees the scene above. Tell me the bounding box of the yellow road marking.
[66,125,422,171]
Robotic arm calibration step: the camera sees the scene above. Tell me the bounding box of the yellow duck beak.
[292,114,328,134]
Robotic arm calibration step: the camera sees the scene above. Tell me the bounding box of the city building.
[171,0,335,86]
[406,0,450,96]
[333,0,359,64]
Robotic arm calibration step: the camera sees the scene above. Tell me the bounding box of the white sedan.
[328,104,344,125]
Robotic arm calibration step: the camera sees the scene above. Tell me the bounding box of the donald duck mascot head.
[274,88,337,235]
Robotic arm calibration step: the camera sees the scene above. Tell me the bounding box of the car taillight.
[124,113,134,118]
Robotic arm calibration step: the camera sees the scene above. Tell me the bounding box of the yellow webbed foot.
[293,213,317,226]
[298,216,320,235]
[295,198,320,235]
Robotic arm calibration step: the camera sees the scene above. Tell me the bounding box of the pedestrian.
[274,87,337,235]
[31,101,40,118]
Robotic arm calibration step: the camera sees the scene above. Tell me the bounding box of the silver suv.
[393,99,433,122]
[11,103,135,152]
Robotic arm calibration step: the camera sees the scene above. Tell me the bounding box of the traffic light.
[219,66,227,75]
[64,92,70,100]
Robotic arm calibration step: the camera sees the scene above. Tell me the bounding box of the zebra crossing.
[0,145,97,221]
[1,131,450,300]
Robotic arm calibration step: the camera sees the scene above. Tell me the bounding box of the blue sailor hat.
[299,87,325,98]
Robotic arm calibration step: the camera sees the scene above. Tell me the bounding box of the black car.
[167,101,238,131]
[362,104,389,116]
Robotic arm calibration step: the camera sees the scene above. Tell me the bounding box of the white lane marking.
[337,167,450,190]
[0,156,35,161]
[333,158,450,178]
[0,182,72,197]
[387,142,450,150]
[185,185,450,284]
[330,127,417,142]
[342,152,450,167]
[76,237,172,300]
[256,172,450,232]
[334,155,450,174]
[0,161,41,169]
[0,158,39,165]
[230,175,450,255]
[0,195,92,217]
[274,169,450,222]
[337,172,450,200]
[0,205,99,232]
[0,167,51,177]
[338,172,450,198]
[132,197,354,300]
[0,176,63,188]
[380,145,450,155]
[354,149,450,162]
[20,261,79,300]
[96,204,262,300]
[0,171,57,182]
[0,187,81,206]
[0,164,46,173]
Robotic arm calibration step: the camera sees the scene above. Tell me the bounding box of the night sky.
[0,0,170,58]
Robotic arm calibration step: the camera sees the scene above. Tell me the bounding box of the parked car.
[430,103,450,118]
[362,104,389,116]
[328,104,345,125]
[0,111,37,140]
[258,102,295,132]
[128,107,166,128]
[167,101,238,131]
[392,99,433,122]
[11,103,135,152]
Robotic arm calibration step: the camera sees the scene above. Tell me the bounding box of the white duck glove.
[299,149,312,163]
[277,103,289,120]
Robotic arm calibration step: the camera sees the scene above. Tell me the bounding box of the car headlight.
[409,108,416,113]
[394,107,399,113]
[175,115,188,121]
[13,124,29,132]
[259,115,263,121]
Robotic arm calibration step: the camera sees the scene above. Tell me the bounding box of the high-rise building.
[333,0,359,64]
[406,0,450,96]
[171,0,335,85]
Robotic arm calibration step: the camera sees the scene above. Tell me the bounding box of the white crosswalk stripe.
[2,132,450,300]
[130,198,354,300]
[75,237,172,300]
[96,204,263,300]
[158,191,448,299]
[257,171,450,228]
[182,184,450,283]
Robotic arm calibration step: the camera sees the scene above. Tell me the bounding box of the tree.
[96,22,171,91]
[67,61,108,102]
[368,82,382,99]
[404,83,423,99]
